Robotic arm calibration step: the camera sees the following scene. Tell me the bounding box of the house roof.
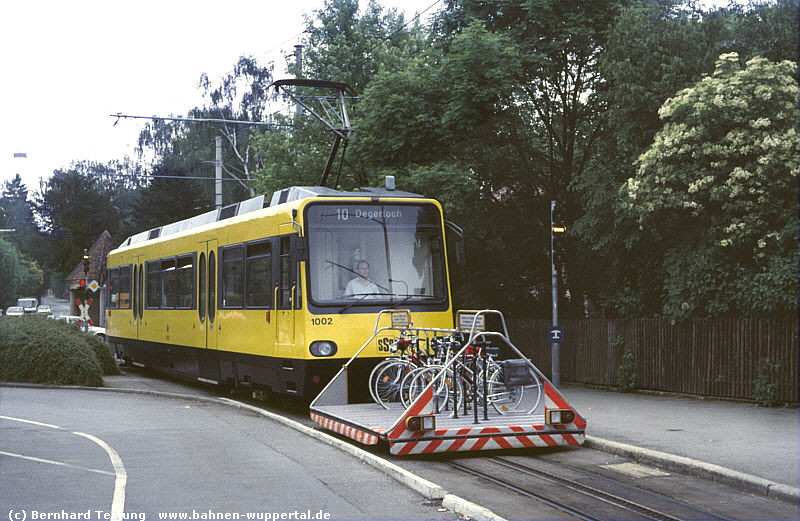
[66,230,114,283]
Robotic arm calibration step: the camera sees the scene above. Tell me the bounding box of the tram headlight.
[310,341,337,357]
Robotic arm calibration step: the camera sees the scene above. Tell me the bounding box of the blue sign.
[549,327,564,343]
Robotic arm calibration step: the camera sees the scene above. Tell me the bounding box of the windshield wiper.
[389,294,435,309]
[338,293,383,313]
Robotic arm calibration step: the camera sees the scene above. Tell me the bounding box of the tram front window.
[306,203,448,307]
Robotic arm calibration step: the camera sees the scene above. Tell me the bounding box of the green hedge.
[0,316,120,386]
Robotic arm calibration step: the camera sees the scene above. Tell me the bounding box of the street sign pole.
[83,249,90,332]
[550,200,560,386]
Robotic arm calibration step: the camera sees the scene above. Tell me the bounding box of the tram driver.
[344,260,381,298]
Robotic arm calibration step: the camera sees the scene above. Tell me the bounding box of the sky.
[0,0,442,193]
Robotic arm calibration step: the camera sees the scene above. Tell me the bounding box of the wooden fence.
[507,318,798,404]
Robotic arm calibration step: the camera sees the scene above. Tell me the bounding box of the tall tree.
[1,174,40,259]
[136,109,258,208]
[356,0,625,316]
[621,53,798,318]
[34,169,121,274]
[130,162,210,232]
[252,0,425,194]
[0,238,22,308]
[576,0,800,317]
[136,56,276,207]
[574,0,717,316]
[299,0,423,91]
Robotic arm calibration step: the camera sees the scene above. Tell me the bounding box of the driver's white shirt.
[345,277,380,298]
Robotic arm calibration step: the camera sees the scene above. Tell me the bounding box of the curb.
[441,494,507,521]
[1,383,507,521]
[585,436,800,504]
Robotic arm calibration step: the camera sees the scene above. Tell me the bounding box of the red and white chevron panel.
[310,412,380,445]
[384,378,586,455]
[385,386,437,440]
[388,425,585,455]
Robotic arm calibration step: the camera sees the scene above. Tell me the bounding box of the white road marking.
[1,415,127,520]
[74,432,127,521]
[0,450,116,476]
[0,415,62,429]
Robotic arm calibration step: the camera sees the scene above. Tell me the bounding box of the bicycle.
[401,338,543,416]
[369,335,441,407]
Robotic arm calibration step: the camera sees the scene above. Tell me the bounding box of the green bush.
[612,335,637,392]
[0,316,120,386]
[752,358,781,407]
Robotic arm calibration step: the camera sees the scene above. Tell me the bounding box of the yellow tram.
[106,183,457,398]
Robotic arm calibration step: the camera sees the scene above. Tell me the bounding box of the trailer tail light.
[545,408,575,425]
[405,414,436,432]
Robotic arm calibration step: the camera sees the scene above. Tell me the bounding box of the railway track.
[447,456,739,521]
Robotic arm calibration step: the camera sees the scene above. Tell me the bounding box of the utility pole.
[215,136,223,210]
[82,249,90,332]
[294,45,304,116]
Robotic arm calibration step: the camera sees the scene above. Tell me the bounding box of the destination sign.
[335,208,403,221]
[307,203,440,227]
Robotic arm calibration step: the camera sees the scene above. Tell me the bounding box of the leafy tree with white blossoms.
[621,53,798,319]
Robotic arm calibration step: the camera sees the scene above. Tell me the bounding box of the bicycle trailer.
[309,310,586,455]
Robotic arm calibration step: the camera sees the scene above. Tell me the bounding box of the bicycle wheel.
[369,359,400,404]
[401,365,456,410]
[372,360,415,407]
[488,362,543,415]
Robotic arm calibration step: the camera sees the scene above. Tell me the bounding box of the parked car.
[5,306,24,317]
[51,315,106,341]
[17,298,38,314]
[53,314,75,322]
[88,325,107,342]
[36,304,52,315]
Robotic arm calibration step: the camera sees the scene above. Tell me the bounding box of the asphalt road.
[42,296,70,317]
[0,387,456,521]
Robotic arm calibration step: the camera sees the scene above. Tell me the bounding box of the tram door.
[197,240,219,382]
[275,234,301,354]
[131,255,143,339]
[199,240,218,350]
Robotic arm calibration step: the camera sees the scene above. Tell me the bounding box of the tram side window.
[246,241,271,308]
[221,245,244,308]
[161,259,177,308]
[175,255,194,309]
[146,261,161,308]
[279,237,291,308]
[118,265,132,308]
[107,268,120,308]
